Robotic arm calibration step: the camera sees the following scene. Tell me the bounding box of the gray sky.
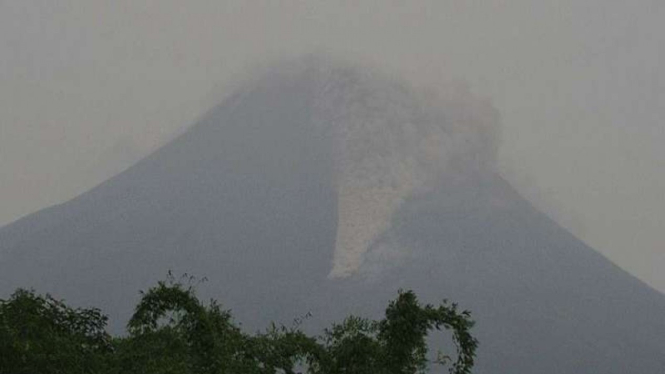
[1,1,663,293]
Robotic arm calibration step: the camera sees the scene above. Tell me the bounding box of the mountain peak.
[229,57,502,276]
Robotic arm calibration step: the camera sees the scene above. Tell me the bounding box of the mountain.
[1,58,664,373]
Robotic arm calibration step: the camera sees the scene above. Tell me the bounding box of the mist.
[2,3,665,372]
[1,1,664,293]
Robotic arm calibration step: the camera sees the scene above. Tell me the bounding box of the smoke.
[260,56,502,277]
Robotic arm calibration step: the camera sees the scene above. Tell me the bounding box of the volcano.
[1,58,664,373]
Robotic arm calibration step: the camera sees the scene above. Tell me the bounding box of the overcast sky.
[1,0,663,293]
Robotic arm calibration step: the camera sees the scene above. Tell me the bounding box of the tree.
[312,290,478,374]
[114,274,317,374]
[115,277,250,374]
[1,279,477,374]
[0,289,112,374]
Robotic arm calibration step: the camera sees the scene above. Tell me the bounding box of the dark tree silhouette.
[0,278,477,374]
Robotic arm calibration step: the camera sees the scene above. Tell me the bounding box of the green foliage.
[312,290,478,374]
[0,289,112,374]
[0,279,477,374]
[116,276,251,374]
[247,324,323,374]
[110,328,191,374]
[315,316,383,374]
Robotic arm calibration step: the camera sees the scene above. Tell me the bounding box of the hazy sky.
[1,1,663,292]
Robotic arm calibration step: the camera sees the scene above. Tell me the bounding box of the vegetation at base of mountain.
[0,274,477,374]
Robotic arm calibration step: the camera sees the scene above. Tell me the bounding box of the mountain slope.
[1,59,664,373]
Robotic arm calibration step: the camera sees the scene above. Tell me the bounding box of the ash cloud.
[257,57,502,277]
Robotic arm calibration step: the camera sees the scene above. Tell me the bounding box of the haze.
[1,0,664,294]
